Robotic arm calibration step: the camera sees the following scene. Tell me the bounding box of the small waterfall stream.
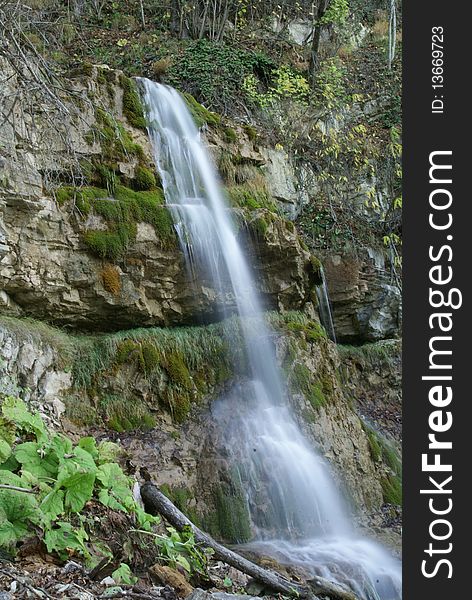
[316,266,337,343]
[139,79,401,600]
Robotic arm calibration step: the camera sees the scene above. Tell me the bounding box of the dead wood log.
[140,482,359,600]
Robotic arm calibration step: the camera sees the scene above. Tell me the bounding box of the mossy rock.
[133,166,157,191]
[292,363,327,410]
[99,394,156,432]
[223,127,237,143]
[160,485,200,526]
[57,182,175,260]
[381,475,402,506]
[182,92,221,128]
[205,479,252,544]
[120,75,147,130]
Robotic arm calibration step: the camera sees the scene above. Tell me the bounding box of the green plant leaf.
[97,441,121,464]
[96,463,133,511]
[0,439,11,463]
[0,471,40,550]
[15,442,60,479]
[40,488,65,523]
[62,472,95,513]
[44,522,89,559]
[176,554,191,573]
[1,397,48,442]
[112,563,137,585]
[78,437,98,459]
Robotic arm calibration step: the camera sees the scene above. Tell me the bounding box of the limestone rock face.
[323,250,401,343]
[0,62,319,330]
[0,195,317,330]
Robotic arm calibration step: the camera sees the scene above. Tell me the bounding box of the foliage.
[243,65,310,109]
[101,264,121,295]
[313,58,348,109]
[0,396,211,575]
[320,0,350,26]
[164,40,276,114]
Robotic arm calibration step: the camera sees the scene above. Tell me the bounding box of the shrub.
[164,40,275,115]
[101,264,121,295]
[152,57,173,78]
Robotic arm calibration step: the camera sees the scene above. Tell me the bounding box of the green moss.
[224,127,237,143]
[363,422,383,462]
[115,339,145,370]
[243,124,258,141]
[286,319,327,343]
[381,475,402,506]
[77,184,174,260]
[164,352,193,391]
[182,93,221,128]
[96,165,119,194]
[206,479,251,543]
[133,166,157,191]
[100,394,155,432]
[93,109,145,162]
[164,390,191,424]
[226,182,277,212]
[160,485,200,525]
[120,75,147,130]
[292,363,327,410]
[83,229,130,261]
[141,342,161,375]
[361,420,402,505]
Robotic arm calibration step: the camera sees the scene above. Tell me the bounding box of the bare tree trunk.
[139,0,146,29]
[140,482,360,600]
[309,0,329,86]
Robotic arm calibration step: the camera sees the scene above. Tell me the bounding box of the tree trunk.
[140,482,360,600]
[309,0,329,86]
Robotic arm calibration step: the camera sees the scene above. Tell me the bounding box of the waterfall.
[316,265,337,342]
[139,79,402,600]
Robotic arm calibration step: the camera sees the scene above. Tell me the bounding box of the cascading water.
[139,79,402,600]
[316,266,337,343]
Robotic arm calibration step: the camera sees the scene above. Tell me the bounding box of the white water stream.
[139,79,402,600]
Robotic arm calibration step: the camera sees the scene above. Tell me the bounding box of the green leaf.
[96,463,133,511]
[176,554,191,573]
[44,522,88,559]
[0,416,16,446]
[62,472,95,513]
[15,442,60,479]
[0,472,40,550]
[78,437,98,459]
[1,397,48,442]
[111,563,137,585]
[40,488,65,523]
[0,439,11,463]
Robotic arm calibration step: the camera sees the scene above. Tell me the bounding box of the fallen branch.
[140,482,359,600]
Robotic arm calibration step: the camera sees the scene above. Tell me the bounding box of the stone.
[322,250,401,343]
